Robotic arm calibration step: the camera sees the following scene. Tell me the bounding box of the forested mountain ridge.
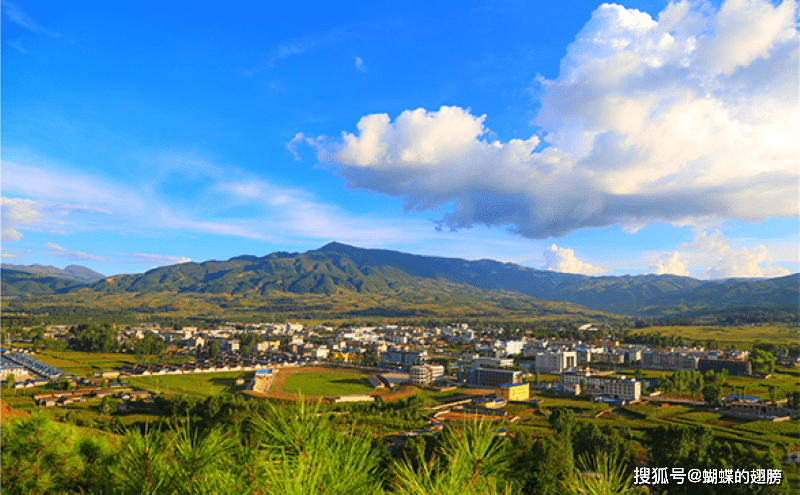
[3,242,797,318]
[1,269,88,296]
[83,242,704,307]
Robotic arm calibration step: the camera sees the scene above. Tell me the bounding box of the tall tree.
[208,340,219,360]
[548,407,575,435]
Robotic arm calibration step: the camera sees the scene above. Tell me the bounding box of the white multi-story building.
[575,347,604,365]
[389,334,408,345]
[603,378,641,400]
[472,357,514,369]
[561,370,641,400]
[535,349,577,373]
[502,340,526,356]
[409,364,445,385]
[311,346,329,359]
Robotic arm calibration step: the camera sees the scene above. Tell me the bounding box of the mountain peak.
[318,241,355,251]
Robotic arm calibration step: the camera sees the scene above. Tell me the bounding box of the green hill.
[3,243,797,319]
[1,269,87,296]
[1,263,105,284]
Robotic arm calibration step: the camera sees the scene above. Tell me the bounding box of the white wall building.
[472,357,514,369]
[535,350,577,373]
[410,364,445,385]
[561,370,641,400]
[503,340,526,356]
[311,346,329,360]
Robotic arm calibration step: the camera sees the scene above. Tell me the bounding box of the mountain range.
[1,264,106,296]
[2,242,797,318]
[2,263,106,284]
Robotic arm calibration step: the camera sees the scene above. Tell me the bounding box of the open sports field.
[250,366,398,401]
[280,368,375,397]
[630,324,798,349]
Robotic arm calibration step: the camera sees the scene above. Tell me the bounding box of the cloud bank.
[310,0,798,239]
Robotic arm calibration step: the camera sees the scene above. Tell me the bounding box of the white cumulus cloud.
[542,244,609,275]
[649,251,689,276]
[308,0,797,239]
[677,230,790,278]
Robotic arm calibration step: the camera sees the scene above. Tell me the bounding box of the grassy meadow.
[124,371,250,398]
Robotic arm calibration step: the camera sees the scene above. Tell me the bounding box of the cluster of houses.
[121,358,272,377]
[33,384,149,407]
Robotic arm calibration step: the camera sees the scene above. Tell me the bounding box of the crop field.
[731,419,800,437]
[35,351,138,375]
[33,350,197,376]
[281,369,375,397]
[630,324,799,349]
[672,411,723,422]
[125,371,250,398]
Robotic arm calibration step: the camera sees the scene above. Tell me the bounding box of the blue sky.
[2,0,797,279]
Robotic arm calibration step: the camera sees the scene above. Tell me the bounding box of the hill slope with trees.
[2,242,797,318]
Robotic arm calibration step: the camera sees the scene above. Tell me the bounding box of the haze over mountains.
[2,242,797,318]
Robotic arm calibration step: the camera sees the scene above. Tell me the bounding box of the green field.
[34,350,195,376]
[125,371,250,398]
[33,351,136,376]
[281,370,374,397]
[630,324,799,349]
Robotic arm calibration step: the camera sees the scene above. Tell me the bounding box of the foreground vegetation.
[3,394,792,495]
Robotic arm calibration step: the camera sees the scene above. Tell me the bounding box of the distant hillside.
[314,243,704,309]
[1,269,88,296]
[2,243,796,318]
[608,273,800,317]
[2,263,105,284]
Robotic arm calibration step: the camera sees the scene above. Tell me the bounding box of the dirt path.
[374,384,418,401]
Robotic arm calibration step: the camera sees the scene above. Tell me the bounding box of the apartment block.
[409,364,445,385]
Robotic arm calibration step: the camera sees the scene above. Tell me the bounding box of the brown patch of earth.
[0,400,28,421]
